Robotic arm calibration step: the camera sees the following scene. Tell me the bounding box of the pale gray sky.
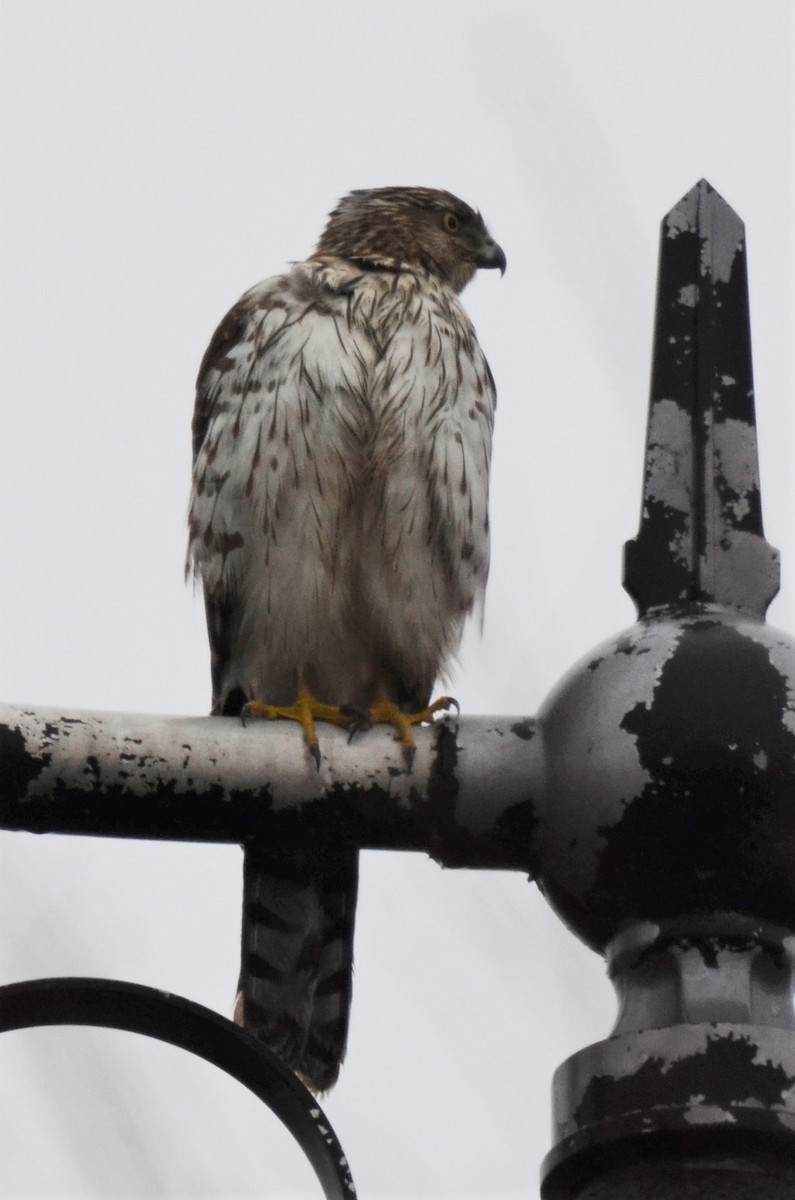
[1,1,792,1196]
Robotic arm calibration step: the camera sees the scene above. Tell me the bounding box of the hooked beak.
[477,237,507,276]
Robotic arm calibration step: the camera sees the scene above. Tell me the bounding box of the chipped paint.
[677,283,699,307]
[542,182,795,1191]
[624,181,779,621]
[537,609,795,950]
[0,705,539,870]
[550,1022,795,1151]
[538,175,795,960]
[684,1102,736,1125]
[714,417,759,499]
[747,623,795,738]
[663,180,744,285]
[644,398,693,514]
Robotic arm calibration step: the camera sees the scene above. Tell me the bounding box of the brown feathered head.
[314,186,506,294]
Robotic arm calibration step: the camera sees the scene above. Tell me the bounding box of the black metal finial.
[538,182,795,1197]
[623,180,779,618]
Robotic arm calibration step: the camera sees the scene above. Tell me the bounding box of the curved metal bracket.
[0,977,356,1198]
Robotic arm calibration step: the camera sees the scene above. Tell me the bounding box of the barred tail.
[235,843,358,1093]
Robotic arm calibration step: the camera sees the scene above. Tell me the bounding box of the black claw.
[240,703,250,728]
[340,704,372,743]
[402,744,416,774]
[310,742,322,770]
[445,696,460,718]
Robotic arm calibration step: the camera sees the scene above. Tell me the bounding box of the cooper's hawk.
[187,187,503,1090]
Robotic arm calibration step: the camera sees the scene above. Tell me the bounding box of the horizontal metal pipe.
[0,703,539,872]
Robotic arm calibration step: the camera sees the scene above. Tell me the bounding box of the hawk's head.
[314,186,506,294]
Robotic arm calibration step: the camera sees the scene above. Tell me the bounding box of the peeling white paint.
[713,417,760,498]
[685,1101,737,1125]
[744,625,795,738]
[663,183,743,285]
[559,1024,795,1125]
[645,398,692,514]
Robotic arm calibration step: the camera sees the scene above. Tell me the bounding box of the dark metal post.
[537,182,795,1198]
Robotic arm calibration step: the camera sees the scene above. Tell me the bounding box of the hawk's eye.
[443,212,460,233]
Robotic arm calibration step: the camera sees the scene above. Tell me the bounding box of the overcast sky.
[0,2,792,1197]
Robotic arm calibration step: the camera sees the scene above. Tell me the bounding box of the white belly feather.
[188,259,495,709]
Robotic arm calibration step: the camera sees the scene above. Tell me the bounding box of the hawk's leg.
[368,694,459,770]
[242,687,352,768]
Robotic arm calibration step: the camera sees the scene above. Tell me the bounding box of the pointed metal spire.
[624,180,779,618]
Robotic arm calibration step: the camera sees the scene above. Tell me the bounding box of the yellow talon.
[367,694,459,770]
[240,688,458,771]
[241,687,352,768]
